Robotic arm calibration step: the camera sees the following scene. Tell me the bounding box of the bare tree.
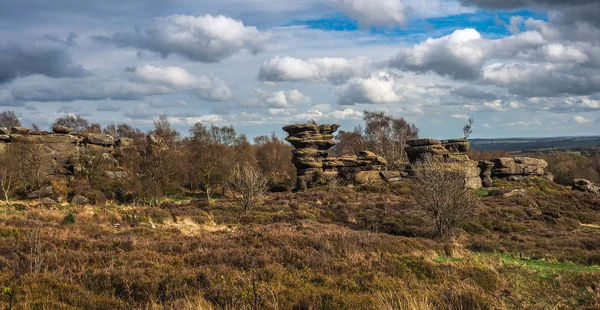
[331,126,365,156]
[0,149,16,205]
[463,118,474,139]
[254,132,295,182]
[228,164,268,213]
[52,114,90,133]
[363,111,419,169]
[0,110,21,128]
[410,155,479,239]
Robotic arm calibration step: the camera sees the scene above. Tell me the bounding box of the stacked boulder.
[405,138,482,189]
[283,124,392,189]
[334,151,388,185]
[283,123,339,190]
[491,157,553,182]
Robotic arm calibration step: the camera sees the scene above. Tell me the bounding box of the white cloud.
[258,56,372,84]
[335,71,403,105]
[573,115,593,124]
[451,114,471,120]
[130,65,232,101]
[243,88,311,108]
[461,100,520,112]
[389,28,486,79]
[329,0,406,27]
[503,120,542,127]
[107,14,271,63]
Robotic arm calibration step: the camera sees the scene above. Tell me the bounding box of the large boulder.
[492,157,548,177]
[354,171,384,185]
[442,138,470,154]
[52,125,73,134]
[573,179,600,194]
[86,134,115,146]
[0,127,10,135]
[11,127,30,134]
[406,138,441,147]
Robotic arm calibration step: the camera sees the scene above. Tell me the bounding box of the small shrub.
[62,213,76,225]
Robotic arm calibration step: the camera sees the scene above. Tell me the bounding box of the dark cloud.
[459,0,600,28]
[0,39,87,84]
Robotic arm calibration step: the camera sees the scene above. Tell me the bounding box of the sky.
[1,0,599,139]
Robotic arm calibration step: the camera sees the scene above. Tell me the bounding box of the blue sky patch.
[286,9,547,42]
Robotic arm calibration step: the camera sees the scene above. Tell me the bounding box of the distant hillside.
[469,136,600,153]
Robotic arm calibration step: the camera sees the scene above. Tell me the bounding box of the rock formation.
[283,123,339,190]
[405,138,482,189]
[283,124,389,190]
[491,157,552,182]
[0,126,131,181]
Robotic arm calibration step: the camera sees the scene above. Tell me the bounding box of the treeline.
[0,110,424,206]
[0,113,296,206]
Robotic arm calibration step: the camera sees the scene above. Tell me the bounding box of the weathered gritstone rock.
[0,127,10,135]
[86,133,115,146]
[573,179,600,195]
[11,127,30,134]
[406,138,482,189]
[0,135,9,142]
[442,138,470,154]
[284,123,340,190]
[491,157,552,181]
[405,139,448,163]
[478,160,494,187]
[284,124,395,189]
[52,125,73,134]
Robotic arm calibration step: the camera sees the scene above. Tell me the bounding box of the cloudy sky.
[1,0,599,139]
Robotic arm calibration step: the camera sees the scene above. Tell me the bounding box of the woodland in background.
[2,109,600,208]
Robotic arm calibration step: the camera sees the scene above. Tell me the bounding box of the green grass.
[440,252,600,276]
[498,254,600,274]
[473,188,490,197]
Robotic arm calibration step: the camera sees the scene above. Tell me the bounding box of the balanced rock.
[52,125,73,134]
[283,123,340,190]
[573,179,600,195]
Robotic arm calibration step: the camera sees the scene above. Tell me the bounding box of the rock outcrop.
[284,123,339,190]
[405,138,482,189]
[491,157,553,182]
[283,124,391,189]
[573,179,600,194]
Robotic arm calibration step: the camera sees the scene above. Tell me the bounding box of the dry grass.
[1,178,600,309]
